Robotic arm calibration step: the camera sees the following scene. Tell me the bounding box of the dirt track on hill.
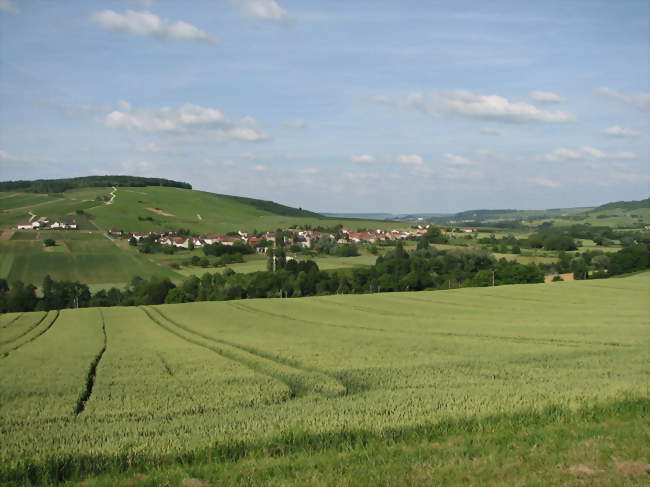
[0,230,14,240]
[146,207,175,217]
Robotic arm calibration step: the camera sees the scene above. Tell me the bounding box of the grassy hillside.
[0,275,648,485]
[0,185,405,234]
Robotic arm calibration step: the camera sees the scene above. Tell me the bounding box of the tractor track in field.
[74,310,107,415]
[228,300,629,349]
[142,306,346,399]
[0,312,50,347]
[0,312,23,329]
[1,310,60,358]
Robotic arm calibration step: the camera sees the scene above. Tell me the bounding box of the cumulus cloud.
[234,0,291,23]
[0,0,19,14]
[362,95,395,106]
[530,177,561,188]
[602,125,639,137]
[443,153,473,166]
[397,154,424,165]
[531,91,565,103]
[406,90,572,123]
[538,146,636,162]
[105,102,270,142]
[254,164,267,172]
[598,87,650,111]
[350,154,376,163]
[281,118,308,129]
[90,10,215,43]
[0,150,55,164]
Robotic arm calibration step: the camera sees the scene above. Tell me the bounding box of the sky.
[0,0,648,213]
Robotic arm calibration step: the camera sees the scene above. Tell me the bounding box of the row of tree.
[1,243,647,313]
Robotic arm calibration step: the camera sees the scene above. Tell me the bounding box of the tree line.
[1,243,648,313]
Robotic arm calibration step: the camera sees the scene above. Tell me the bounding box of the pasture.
[0,275,648,485]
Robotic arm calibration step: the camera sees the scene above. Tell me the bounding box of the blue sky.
[0,0,648,213]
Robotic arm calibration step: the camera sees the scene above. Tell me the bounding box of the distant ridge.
[0,175,192,193]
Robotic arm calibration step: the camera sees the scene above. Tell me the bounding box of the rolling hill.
[0,178,409,287]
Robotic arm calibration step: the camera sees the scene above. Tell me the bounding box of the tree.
[43,238,56,247]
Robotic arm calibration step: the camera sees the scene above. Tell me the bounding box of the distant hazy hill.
[589,197,650,213]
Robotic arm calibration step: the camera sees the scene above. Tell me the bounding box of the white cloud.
[350,154,375,163]
[530,177,561,188]
[406,90,572,123]
[223,160,236,167]
[443,153,473,166]
[612,152,637,160]
[581,146,607,159]
[90,10,215,44]
[531,91,565,103]
[602,125,639,137]
[362,95,395,106]
[217,126,270,142]
[105,102,269,142]
[479,127,500,135]
[136,142,162,153]
[538,146,636,162]
[537,148,582,162]
[397,154,424,165]
[0,150,55,164]
[240,152,259,160]
[0,0,19,15]
[254,164,267,172]
[598,87,650,111]
[234,0,291,23]
[281,118,308,129]
[121,159,153,175]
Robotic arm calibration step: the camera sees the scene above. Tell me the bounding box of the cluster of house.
[105,225,469,251]
[16,219,77,230]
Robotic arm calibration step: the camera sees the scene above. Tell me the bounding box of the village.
[107,225,477,250]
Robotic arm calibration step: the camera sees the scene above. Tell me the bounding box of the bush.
[43,239,56,247]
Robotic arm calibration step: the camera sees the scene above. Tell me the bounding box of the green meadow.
[0,275,648,486]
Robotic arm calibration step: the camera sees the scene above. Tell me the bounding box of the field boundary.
[0,312,49,347]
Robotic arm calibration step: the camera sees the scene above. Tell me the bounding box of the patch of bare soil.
[181,478,210,487]
[566,464,601,476]
[197,213,202,220]
[614,460,650,477]
[0,230,14,240]
[145,207,175,217]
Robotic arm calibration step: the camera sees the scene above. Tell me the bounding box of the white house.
[17,222,32,230]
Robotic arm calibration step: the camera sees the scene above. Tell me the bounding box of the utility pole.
[492,269,495,287]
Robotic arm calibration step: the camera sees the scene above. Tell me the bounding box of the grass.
[89,186,408,234]
[0,275,648,485]
[0,237,183,285]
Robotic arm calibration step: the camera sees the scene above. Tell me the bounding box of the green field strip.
[83,306,292,422]
[0,310,60,357]
[144,306,347,398]
[74,310,107,415]
[307,296,631,348]
[0,309,105,425]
